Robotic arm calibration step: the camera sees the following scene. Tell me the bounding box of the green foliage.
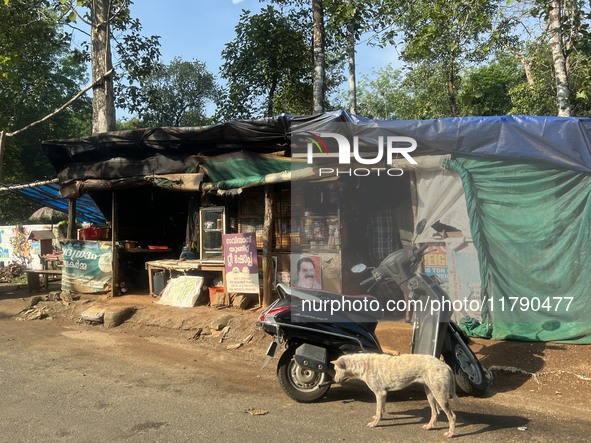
[352,62,460,120]
[505,43,557,116]
[117,57,219,127]
[460,52,525,116]
[220,6,313,119]
[370,0,500,116]
[0,1,92,224]
[353,64,407,119]
[116,117,144,130]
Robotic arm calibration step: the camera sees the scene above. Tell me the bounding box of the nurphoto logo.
[295,127,418,177]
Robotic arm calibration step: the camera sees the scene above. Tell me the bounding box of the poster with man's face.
[291,254,322,289]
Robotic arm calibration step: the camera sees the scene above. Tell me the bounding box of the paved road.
[1,319,590,443]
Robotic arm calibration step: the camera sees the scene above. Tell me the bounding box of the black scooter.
[255,220,488,402]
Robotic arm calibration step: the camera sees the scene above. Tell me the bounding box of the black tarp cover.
[42,112,591,182]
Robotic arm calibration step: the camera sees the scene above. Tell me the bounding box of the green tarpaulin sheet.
[202,152,307,190]
[446,157,591,343]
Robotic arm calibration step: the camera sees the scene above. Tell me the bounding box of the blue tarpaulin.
[6,181,105,224]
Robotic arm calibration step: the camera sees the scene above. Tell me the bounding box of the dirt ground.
[2,281,591,421]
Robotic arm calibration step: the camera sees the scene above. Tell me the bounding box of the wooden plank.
[26,270,62,275]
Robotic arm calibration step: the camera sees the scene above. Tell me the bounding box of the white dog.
[331,353,460,438]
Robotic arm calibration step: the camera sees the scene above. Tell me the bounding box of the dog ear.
[330,359,345,369]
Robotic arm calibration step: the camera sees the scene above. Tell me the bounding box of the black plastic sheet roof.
[42,112,591,179]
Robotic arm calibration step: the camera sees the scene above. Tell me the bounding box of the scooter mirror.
[351,263,367,273]
[415,218,427,235]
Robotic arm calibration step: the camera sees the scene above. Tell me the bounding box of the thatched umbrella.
[28,206,68,224]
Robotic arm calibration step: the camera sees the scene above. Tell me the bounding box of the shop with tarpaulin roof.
[42,112,591,343]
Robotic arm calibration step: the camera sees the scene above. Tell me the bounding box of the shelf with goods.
[235,185,344,252]
[290,183,342,252]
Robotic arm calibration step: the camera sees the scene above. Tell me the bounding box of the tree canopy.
[220,6,313,119]
[117,57,219,127]
[0,0,92,223]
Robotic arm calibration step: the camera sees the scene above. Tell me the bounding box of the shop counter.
[145,259,225,296]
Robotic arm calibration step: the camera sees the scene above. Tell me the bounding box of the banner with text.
[223,233,259,294]
[62,241,112,293]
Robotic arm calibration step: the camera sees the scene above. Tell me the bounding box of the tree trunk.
[347,20,357,115]
[262,185,274,308]
[312,0,325,114]
[0,131,6,184]
[549,0,571,117]
[267,78,277,117]
[448,59,458,117]
[91,0,116,134]
[505,46,534,87]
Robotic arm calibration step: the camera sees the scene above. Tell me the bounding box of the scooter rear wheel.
[277,348,331,403]
[443,336,488,397]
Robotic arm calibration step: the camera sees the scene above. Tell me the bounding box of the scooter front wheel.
[277,347,331,403]
[443,336,488,397]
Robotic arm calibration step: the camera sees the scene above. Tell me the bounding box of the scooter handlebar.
[416,244,429,255]
[360,276,376,286]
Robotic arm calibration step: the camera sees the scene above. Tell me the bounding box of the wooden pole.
[111,190,119,297]
[262,185,274,308]
[67,199,77,239]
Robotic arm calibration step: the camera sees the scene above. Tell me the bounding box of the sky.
[121,0,403,118]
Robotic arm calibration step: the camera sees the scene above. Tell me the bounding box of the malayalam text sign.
[223,233,259,294]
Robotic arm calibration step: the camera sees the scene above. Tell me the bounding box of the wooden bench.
[26,270,63,293]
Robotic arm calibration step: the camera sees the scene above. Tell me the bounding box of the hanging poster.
[62,241,112,293]
[422,243,449,293]
[291,254,322,289]
[223,233,259,294]
[448,242,483,323]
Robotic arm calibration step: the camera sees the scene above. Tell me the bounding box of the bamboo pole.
[262,185,274,308]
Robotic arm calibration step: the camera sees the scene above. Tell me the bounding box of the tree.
[117,57,219,127]
[0,0,92,222]
[460,52,525,116]
[506,42,568,116]
[490,0,591,117]
[43,0,161,134]
[394,0,499,117]
[353,64,409,119]
[325,0,399,114]
[312,0,326,113]
[220,7,313,118]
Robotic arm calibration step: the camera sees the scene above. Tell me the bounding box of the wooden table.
[26,270,63,293]
[145,259,226,296]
